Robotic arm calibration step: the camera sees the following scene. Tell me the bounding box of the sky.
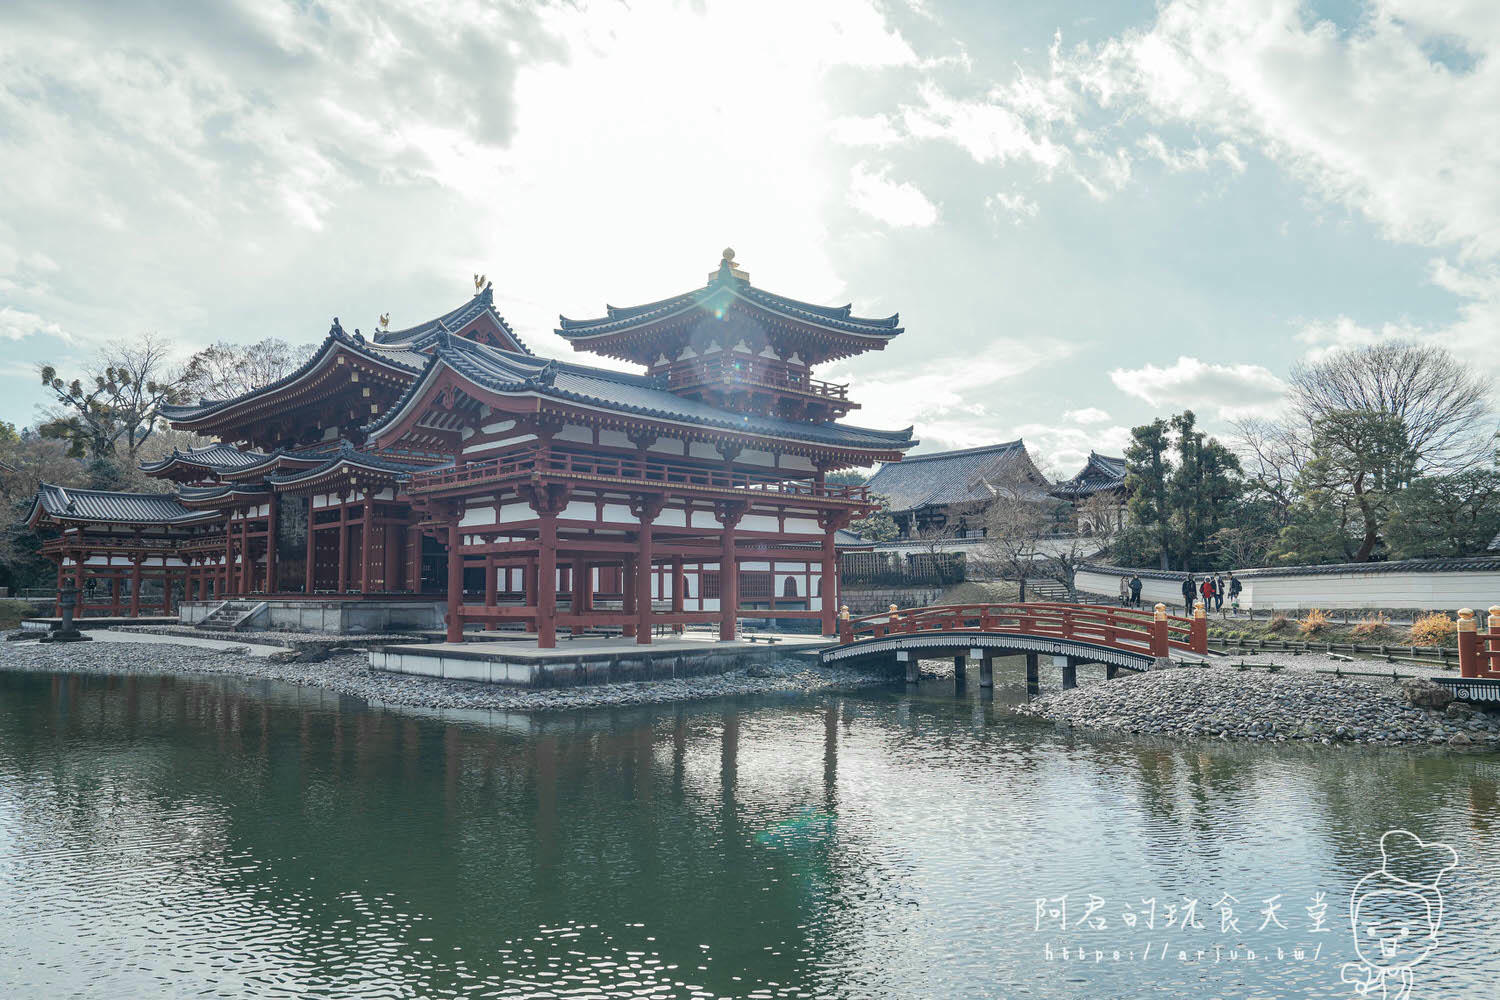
[1,0,1496,474]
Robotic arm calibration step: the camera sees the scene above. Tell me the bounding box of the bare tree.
[38,332,189,461]
[1287,341,1494,472]
[981,452,1122,601]
[182,337,317,401]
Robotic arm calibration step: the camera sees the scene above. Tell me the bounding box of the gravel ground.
[1206,648,1455,680]
[1016,665,1500,750]
[0,638,889,712]
[115,624,425,649]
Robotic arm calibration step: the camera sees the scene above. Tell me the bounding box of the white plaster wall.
[739,514,779,533]
[1075,566,1500,611]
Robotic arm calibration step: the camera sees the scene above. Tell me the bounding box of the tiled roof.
[865,441,1033,513]
[177,483,271,503]
[557,263,902,340]
[374,286,531,355]
[161,321,429,423]
[368,334,916,453]
[30,483,216,525]
[1052,452,1127,498]
[266,442,441,487]
[139,441,269,474]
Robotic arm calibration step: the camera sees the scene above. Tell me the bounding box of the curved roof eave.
[556,281,903,341]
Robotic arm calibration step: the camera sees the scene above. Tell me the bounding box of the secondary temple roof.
[374,284,531,355]
[28,484,217,526]
[1051,452,1127,499]
[865,441,1039,513]
[367,333,916,454]
[138,441,272,477]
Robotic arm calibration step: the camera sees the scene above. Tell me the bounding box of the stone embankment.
[0,640,885,712]
[1017,665,1500,749]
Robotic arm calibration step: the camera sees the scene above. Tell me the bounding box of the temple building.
[27,251,915,647]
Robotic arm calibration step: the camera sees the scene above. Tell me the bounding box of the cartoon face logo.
[1352,888,1436,971]
[1341,830,1457,999]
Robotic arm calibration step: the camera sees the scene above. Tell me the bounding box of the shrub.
[1298,608,1331,636]
[1267,613,1289,632]
[1409,613,1456,647]
[1351,613,1391,639]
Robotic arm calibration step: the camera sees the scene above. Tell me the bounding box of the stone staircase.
[1025,579,1072,603]
[194,600,268,632]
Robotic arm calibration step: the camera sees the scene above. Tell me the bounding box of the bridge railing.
[838,601,1207,658]
[1458,607,1500,679]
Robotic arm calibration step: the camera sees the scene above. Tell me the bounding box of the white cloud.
[829,114,903,147]
[1063,406,1111,424]
[837,337,1076,446]
[1012,422,1132,475]
[847,162,939,227]
[1136,133,1245,174]
[986,190,1039,224]
[1109,355,1286,419]
[0,306,65,342]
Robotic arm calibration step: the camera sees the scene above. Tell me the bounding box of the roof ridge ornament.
[473,272,491,293]
[329,317,345,338]
[710,247,749,284]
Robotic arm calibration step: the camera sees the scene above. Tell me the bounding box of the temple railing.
[664,358,850,401]
[410,448,869,502]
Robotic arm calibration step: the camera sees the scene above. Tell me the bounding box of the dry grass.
[1297,608,1331,636]
[1351,613,1392,639]
[1409,612,1455,647]
[1266,613,1289,632]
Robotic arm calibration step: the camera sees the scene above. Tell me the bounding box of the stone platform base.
[370,634,831,687]
[22,616,177,632]
[178,599,446,634]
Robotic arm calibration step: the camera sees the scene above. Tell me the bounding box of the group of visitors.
[1116,572,1243,613]
[1181,572,1241,614]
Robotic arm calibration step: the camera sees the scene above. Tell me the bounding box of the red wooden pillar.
[265,493,279,595]
[483,554,497,632]
[243,512,254,594]
[636,521,655,645]
[524,556,538,632]
[717,507,742,641]
[54,559,64,615]
[129,557,143,617]
[223,514,234,597]
[622,556,636,637]
[819,524,838,637]
[336,503,348,594]
[384,522,401,596]
[445,517,464,643]
[537,510,558,649]
[360,492,374,593]
[305,501,317,595]
[110,570,122,616]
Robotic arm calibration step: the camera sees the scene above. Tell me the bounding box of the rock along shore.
[0,638,887,713]
[1016,666,1500,750]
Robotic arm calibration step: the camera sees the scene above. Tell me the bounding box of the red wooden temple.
[27,251,915,645]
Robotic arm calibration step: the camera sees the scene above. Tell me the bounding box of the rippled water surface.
[3,665,1500,999]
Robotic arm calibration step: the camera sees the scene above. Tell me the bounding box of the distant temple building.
[851,441,1126,579]
[27,250,916,644]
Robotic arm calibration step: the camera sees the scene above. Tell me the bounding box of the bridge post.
[1024,652,1039,695]
[897,650,918,684]
[838,605,851,644]
[972,648,993,688]
[953,654,966,692]
[1151,603,1172,668]
[1062,656,1079,691]
[1459,609,1478,678]
[1191,600,1207,653]
[1106,663,1120,680]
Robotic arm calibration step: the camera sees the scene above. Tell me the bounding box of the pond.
[2,667,1498,998]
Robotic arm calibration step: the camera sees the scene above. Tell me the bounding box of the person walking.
[1181,574,1196,615]
[1228,572,1243,613]
[1129,574,1143,609]
[1212,574,1225,612]
[1199,575,1214,614]
[1119,575,1130,607]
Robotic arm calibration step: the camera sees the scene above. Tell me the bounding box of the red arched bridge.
[823,602,1208,690]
